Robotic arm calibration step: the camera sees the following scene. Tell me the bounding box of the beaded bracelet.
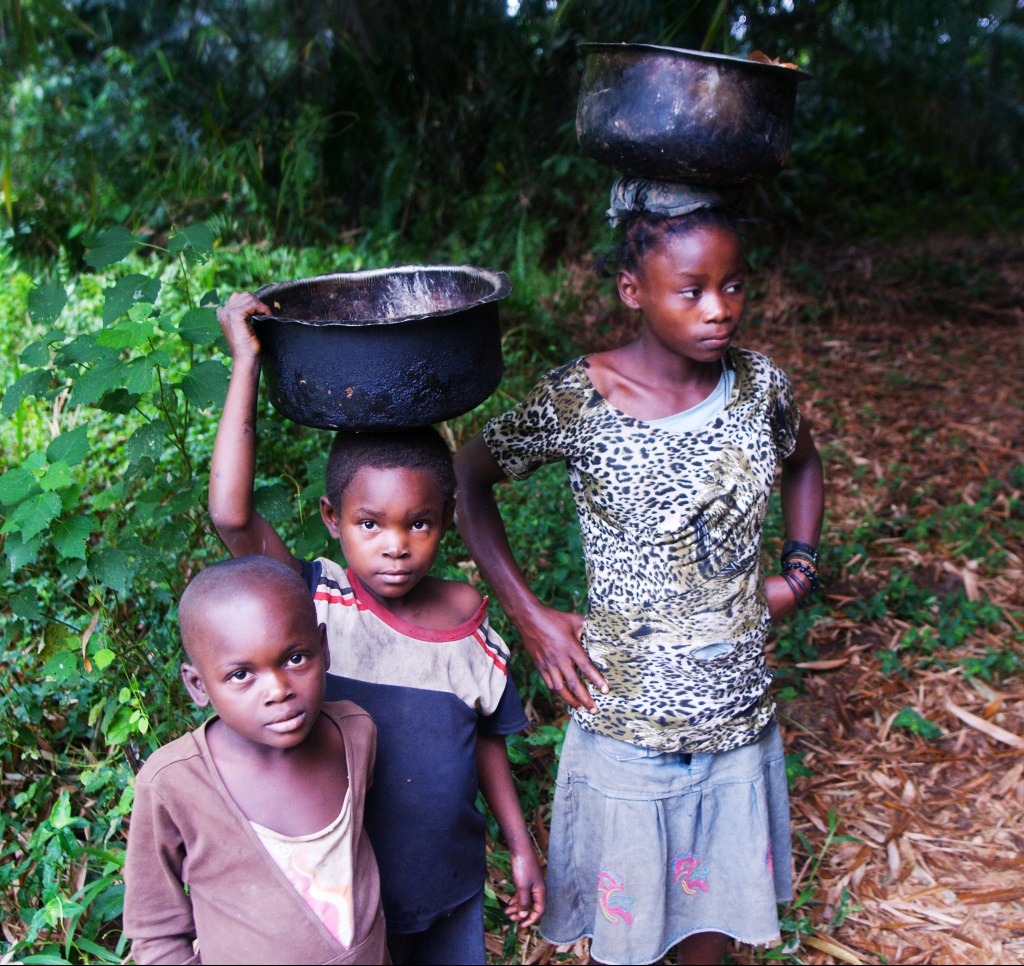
[782,558,819,593]
[782,540,819,567]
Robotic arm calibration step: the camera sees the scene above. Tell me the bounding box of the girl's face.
[618,226,747,365]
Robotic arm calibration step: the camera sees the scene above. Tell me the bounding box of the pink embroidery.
[671,851,709,895]
[597,868,634,925]
[766,843,774,876]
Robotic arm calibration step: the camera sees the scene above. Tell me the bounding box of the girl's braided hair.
[594,206,744,278]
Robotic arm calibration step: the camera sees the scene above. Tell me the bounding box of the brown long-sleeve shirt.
[124,701,387,965]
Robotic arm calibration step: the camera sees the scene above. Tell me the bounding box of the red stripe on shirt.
[473,629,508,675]
[313,590,366,610]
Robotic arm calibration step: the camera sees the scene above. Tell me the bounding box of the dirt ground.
[488,236,1024,965]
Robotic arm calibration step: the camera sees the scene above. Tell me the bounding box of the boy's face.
[180,592,329,752]
[320,465,451,605]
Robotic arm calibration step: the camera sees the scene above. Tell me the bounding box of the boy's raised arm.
[209,292,297,570]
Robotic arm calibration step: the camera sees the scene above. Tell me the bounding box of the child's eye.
[359,520,378,531]
[229,669,251,682]
[410,520,429,531]
[287,652,308,666]
[680,288,701,299]
[725,280,746,295]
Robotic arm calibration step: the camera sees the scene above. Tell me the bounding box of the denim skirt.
[540,718,792,966]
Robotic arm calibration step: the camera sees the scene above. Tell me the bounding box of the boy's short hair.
[179,556,313,660]
[324,427,456,509]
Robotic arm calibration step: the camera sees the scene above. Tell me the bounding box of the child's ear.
[617,268,642,310]
[320,495,341,539]
[180,663,211,708]
[319,622,330,673]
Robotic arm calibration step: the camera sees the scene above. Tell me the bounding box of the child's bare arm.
[455,434,608,712]
[766,420,824,621]
[209,292,297,570]
[476,733,545,928]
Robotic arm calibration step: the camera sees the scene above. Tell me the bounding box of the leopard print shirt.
[484,347,801,754]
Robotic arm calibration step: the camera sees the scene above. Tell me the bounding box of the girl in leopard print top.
[456,206,824,965]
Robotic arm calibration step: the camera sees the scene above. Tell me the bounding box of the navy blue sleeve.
[478,677,529,736]
[299,557,322,596]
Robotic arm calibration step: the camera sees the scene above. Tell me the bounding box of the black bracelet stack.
[780,541,820,608]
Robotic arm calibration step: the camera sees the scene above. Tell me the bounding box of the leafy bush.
[0,217,588,960]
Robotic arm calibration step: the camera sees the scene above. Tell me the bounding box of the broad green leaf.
[200,289,221,306]
[168,223,215,264]
[255,481,293,524]
[92,480,124,511]
[39,461,74,492]
[8,588,45,622]
[42,649,80,684]
[49,790,73,829]
[177,307,220,345]
[1,369,52,417]
[42,623,79,661]
[128,301,155,322]
[95,315,157,350]
[20,340,51,367]
[54,334,118,367]
[0,467,39,507]
[104,705,134,745]
[92,648,116,671]
[85,227,137,269]
[102,274,161,325]
[3,531,41,570]
[89,547,131,596]
[22,451,47,471]
[181,359,230,410]
[53,514,97,561]
[47,426,90,467]
[95,389,142,414]
[121,356,156,395]
[3,491,62,540]
[27,284,67,326]
[125,420,168,466]
[68,358,127,408]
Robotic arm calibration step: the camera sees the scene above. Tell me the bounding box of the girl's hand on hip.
[217,291,269,362]
[520,604,608,712]
[506,845,546,928]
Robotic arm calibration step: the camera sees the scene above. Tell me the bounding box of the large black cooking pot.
[577,43,811,185]
[253,266,510,431]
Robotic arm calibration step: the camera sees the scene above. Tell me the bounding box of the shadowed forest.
[2,1,1023,963]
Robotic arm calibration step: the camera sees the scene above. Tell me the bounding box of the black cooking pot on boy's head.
[253,266,510,432]
[577,43,811,185]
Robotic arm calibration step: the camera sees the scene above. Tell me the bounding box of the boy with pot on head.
[207,292,544,965]
[123,556,387,965]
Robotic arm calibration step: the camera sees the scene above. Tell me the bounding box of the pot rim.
[253,265,513,328]
[578,42,813,83]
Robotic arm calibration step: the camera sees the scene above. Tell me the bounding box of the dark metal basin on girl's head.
[577,43,811,185]
[253,266,511,431]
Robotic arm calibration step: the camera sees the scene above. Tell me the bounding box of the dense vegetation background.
[2,1,1022,963]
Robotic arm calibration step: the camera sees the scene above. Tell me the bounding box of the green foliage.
[892,706,944,741]
[7,1,1020,261]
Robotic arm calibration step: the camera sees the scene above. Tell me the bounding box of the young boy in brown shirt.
[123,556,387,965]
